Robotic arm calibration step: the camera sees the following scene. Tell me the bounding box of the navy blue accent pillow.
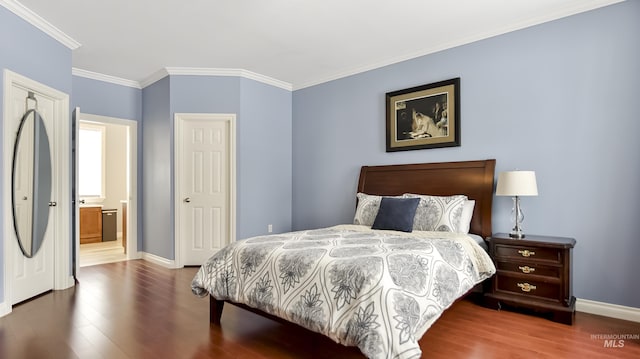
[371,197,420,232]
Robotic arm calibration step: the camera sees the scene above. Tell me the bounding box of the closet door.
[9,86,56,304]
[4,70,72,307]
[175,113,235,266]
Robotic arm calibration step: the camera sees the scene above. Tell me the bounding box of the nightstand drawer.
[496,275,560,301]
[495,245,561,263]
[496,261,560,278]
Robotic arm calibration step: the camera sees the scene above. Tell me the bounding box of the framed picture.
[385,78,460,152]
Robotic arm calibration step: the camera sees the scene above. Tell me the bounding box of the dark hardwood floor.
[1,260,638,358]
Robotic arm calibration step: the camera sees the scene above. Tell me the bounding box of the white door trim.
[2,70,72,317]
[75,112,139,266]
[173,113,236,268]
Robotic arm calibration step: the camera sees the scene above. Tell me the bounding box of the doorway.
[174,113,236,267]
[73,111,138,269]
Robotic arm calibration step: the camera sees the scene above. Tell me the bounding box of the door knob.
[48,201,57,207]
[184,197,191,203]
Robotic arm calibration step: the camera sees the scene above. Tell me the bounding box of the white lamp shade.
[496,171,538,196]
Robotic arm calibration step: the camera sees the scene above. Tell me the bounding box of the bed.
[192,159,496,358]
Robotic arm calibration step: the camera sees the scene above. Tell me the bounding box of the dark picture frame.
[385,78,460,152]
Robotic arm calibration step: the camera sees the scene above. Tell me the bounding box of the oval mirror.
[12,109,52,258]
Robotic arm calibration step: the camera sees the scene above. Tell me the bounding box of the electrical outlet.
[268,224,273,233]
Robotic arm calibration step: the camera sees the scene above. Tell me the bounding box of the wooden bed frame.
[210,159,496,325]
[356,159,496,238]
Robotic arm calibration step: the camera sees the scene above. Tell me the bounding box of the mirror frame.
[11,108,52,258]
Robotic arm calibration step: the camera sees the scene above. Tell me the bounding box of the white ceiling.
[10,0,622,89]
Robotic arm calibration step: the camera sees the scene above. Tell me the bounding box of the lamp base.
[509,196,525,239]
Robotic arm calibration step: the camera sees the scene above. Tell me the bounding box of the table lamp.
[496,171,538,238]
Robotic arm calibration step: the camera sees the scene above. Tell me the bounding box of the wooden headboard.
[357,159,496,238]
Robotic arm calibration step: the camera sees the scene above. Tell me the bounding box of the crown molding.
[139,68,170,88]
[3,0,622,91]
[164,67,292,91]
[0,0,80,49]
[76,67,294,91]
[294,0,624,90]
[72,68,141,89]
[141,67,292,91]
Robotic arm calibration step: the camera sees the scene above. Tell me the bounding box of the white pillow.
[402,193,468,232]
[458,200,475,234]
[353,193,403,226]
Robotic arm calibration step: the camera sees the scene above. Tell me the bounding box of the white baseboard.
[58,275,75,290]
[577,298,640,323]
[0,300,10,318]
[126,251,142,260]
[141,252,177,269]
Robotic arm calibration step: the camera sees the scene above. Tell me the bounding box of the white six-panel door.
[8,84,56,304]
[175,113,235,266]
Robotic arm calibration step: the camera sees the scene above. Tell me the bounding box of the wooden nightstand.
[483,233,576,325]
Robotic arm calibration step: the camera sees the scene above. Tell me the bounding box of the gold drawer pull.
[517,282,537,292]
[518,249,535,257]
[519,266,535,274]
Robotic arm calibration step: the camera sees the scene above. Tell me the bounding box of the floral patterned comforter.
[191,225,495,359]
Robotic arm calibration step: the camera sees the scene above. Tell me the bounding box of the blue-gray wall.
[141,76,171,257]
[0,6,72,303]
[238,78,292,239]
[72,76,142,120]
[140,75,292,259]
[292,1,640,308]
[64,74,293,263]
